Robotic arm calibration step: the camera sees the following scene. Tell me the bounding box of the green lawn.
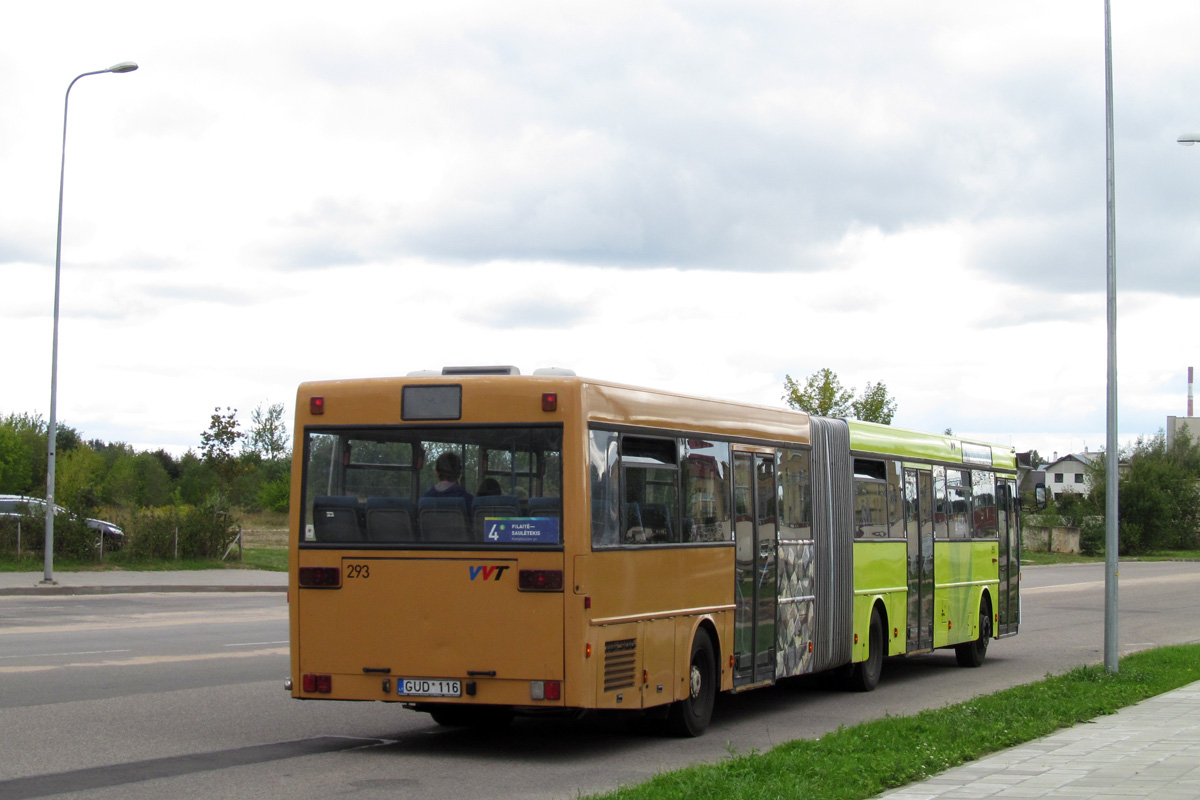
[586,645,1200,800]
[1022,549,1200,566]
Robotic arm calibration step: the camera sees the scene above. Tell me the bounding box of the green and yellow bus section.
[846,419,1015,659]
[854,540,997,659]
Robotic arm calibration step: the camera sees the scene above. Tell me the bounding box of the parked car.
[0,494,125,550]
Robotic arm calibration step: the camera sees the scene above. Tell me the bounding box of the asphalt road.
[1,561,1198,800]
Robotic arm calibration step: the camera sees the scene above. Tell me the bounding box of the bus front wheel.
[850,606,884,692]
[666,629,716,737]
[955,601,991,668]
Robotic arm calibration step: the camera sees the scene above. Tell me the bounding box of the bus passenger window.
[682,439,732,542]
[946,470,971,539]
[972,471,996,539]
[590,430,620,547]
[853,459,888,539]
[621,436,680,544]
[778,449,812,541]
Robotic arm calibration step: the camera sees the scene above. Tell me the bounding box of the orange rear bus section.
[288,369,1019,735]
[296,552,565,707]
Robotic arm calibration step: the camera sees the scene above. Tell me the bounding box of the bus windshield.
[300,425,563,547]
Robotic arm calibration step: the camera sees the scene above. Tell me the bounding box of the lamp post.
[1102,0,1119,674]
[43,61,138,585]
[1178,134,1200,146]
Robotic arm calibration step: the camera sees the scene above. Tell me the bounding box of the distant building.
[1044,450,1097,499]
[1167,416,1200,448]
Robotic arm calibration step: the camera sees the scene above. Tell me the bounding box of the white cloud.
[2,0,1198,458]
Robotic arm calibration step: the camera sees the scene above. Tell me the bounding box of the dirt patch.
[240,528,288,548]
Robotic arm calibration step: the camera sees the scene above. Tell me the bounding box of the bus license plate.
[397,678,462,698]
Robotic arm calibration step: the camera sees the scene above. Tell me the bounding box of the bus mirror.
[1034,483,1047,510]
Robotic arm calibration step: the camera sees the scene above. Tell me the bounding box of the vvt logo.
[469,565,510,581]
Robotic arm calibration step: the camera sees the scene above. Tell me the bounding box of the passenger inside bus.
[423,452,474,510]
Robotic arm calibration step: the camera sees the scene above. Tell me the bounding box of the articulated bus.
[287,367,1020,736]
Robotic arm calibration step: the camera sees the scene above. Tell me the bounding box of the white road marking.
[0,608,287,636]
[0,648,132,660]
[0,646,289,674]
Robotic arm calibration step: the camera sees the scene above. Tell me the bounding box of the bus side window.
[683,439,732,542]
[590,430,620,547]
[621,436,680,544]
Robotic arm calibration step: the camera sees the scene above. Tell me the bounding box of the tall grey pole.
[1103,0,1119,673]
[42,62,138,585]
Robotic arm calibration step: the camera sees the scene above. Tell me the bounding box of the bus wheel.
[955,602,992,668]
[666,629,716,737]
[429,705,513,729]
[850,606,884,692]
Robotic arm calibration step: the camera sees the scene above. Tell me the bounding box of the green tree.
[851,381,897,425]
[245,402,289,462]
[176,450,217,506]
[2,413,47,494]
[200,407,245,505]
[0,423,33,493]
[783,369,898,423]
[56,445,107,511]
[107,451,174,508]
[1089,429,1200,554]
[783,369,854,417]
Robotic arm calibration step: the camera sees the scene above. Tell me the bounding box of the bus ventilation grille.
[603,638,637,691]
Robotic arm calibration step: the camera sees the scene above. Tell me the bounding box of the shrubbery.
[118,504,240,560]
[0,510,97,560]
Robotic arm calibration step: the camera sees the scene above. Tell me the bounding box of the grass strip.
[588,644,1200,800]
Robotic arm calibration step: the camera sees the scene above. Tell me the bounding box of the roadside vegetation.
[1023,428,1200,558]
[0,407,291,570]
[586,644,1200,800]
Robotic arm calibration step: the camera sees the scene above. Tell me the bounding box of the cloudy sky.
[3,1,1199,460]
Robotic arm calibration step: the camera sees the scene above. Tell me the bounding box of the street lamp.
[43,61,138,585]
[1178,133,1200,146]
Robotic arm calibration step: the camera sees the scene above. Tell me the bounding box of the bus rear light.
[518,569,563,592]
[302,673,332,693]
[298,567,341,588]
[531,680,561,701]
[542,393,558,412]
[310,396,325,415]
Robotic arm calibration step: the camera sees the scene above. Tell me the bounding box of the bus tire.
[955,600,992,668]
[850,606,884,692]
[666,629,716,737]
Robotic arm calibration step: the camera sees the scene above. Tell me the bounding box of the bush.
[120,504,240,560]
[256,475,290,513]
[0,508,104,561]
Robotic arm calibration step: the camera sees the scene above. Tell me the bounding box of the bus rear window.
[301,426,562,547]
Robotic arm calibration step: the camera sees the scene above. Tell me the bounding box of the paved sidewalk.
[876,680,1200,799]
[0,569,287,595]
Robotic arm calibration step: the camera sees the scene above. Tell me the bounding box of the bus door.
[996,479,1020,636]
[733,449,778,688]
[904,468,935,652]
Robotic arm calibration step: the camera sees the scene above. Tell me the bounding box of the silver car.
[0,494,125,549]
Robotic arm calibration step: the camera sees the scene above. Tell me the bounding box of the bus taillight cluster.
[302,674,332,693]
[530,680,561,701]
[298,567,340,588]
[518,569,563,592]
